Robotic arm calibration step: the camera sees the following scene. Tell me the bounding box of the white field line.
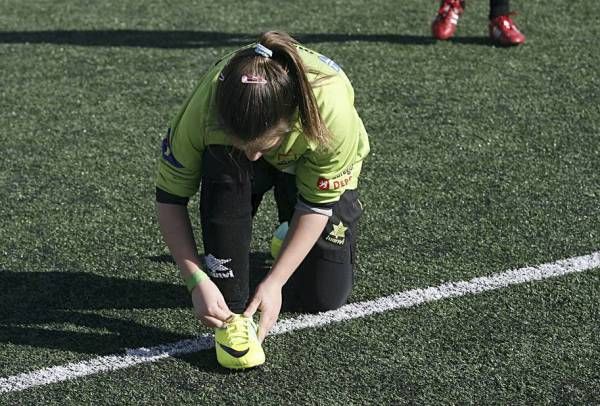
[1,251,599,393]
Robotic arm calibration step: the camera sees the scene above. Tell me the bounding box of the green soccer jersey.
[156,44,370,204]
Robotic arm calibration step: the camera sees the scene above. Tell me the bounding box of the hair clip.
[218,72,225,81]
[254,43,273,58]
[241,74,267,84]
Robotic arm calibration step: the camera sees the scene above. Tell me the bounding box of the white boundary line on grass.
[2,251,599,393]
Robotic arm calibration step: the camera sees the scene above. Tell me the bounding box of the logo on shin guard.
[325,221,347,245]
[202,254,234,278]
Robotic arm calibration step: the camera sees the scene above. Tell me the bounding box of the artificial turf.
[1,0,598,403]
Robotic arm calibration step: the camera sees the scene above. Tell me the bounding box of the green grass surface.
[1,0,599,403]
[3,272,599,404]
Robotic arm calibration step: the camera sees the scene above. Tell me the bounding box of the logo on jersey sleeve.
[318,55,341,72]
[161,128,184,168]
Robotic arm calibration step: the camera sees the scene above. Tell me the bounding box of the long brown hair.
[216,31,329,146]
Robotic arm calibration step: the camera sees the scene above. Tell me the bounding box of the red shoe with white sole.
[432,0,466,40]
[489,14,526,46]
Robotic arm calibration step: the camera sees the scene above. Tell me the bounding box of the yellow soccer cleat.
[214,314,265,369]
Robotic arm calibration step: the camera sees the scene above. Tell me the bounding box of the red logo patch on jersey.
[317,178,330,190]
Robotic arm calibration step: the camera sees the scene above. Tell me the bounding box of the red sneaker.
[489,14,526,46]
[432,0,465,40]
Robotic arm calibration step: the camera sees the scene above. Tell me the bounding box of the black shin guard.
[200,146,253,313]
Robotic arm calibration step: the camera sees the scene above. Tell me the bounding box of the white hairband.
[255,43,273,58]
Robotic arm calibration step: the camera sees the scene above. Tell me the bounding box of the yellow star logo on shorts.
[331,221,347,239]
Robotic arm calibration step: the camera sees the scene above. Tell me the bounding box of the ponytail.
[216,31,330,147]
[258,31,330,146]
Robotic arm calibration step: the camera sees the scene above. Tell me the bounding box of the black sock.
[490,0,510,19]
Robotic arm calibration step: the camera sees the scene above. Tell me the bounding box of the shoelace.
[494,12,519,30]
[224,316,256,346]
[437,0,464,17]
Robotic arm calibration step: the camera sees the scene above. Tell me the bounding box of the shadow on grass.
[0,269,189,355]
[0,252,272,358]
[0,29,491,48]
[450,36,494,46]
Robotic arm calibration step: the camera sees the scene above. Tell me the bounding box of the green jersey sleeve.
[295,66,370,204]
[155,65,223,198]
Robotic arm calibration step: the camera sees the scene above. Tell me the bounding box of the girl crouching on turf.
[156,31,369,369]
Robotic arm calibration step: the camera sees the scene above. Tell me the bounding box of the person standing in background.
[432,0,526,46]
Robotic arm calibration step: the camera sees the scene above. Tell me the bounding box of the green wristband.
[184,270,209,293]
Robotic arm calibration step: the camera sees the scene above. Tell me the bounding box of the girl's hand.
[191,279,233,328]
[243,278,283,342]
